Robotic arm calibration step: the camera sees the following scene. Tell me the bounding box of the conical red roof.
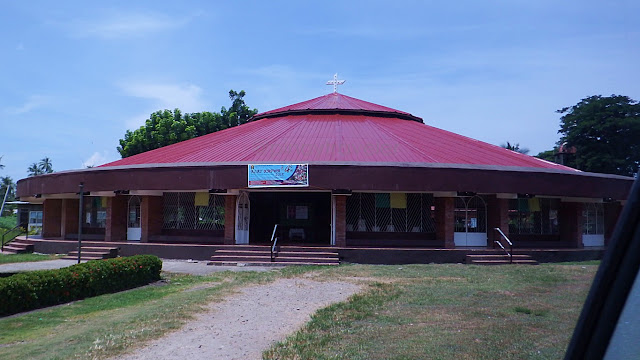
[101,93,576,172]
[253,92,421,122]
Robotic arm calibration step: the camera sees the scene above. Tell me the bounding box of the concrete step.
[208,261,339,267]
[211,255,339,263]
[469,259,539,265]
[1,242,34,254]
[210,246,340,266]
[61,246,118,260]
[465,253,538,265]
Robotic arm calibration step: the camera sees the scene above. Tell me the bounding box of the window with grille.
[583,203,604,235]
[346,193,435,233]
[84,197,107,228]
[508,198,559,235]
[163,192,225,230]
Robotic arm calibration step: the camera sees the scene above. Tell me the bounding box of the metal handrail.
[270,224,279,262]
[1,225,26,252]
[494,227,513,263]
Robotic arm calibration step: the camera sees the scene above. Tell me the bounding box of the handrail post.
[270,224,279,262]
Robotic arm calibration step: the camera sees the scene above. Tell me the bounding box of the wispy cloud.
[5,95,51,114]
[82,151,114,168]
[65,11,195,39]
[119,81,207,129]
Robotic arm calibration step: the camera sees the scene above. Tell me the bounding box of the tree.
[0,155,4,170]
[27,163,44,177]
[500,142,529,155]
[557,95,640,176]
[39,157,53,174]
[27,158,53,177]
[1,176,15,201]
[117,90,258,158]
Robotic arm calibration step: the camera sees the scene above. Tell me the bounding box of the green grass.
[0,270,282,359]
[264,263,598,360]
[0,263,598,360]
[0,253,61,264]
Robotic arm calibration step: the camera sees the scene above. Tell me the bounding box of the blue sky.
[1,0,639,183]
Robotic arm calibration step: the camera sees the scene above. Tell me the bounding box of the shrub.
[0,255,162,316]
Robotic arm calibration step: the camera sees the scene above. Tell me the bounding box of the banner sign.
[248,164,309,188]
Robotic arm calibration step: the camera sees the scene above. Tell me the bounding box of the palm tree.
[0,155,4,170]
[39,157,53,174]
[0,176,14,199]
[28,163,43,177]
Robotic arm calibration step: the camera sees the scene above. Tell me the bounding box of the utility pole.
[77,183,84,264]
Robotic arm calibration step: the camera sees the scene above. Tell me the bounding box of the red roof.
[101,93,575,172]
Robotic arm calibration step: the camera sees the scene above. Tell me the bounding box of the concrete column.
[603,202,623,245]
[487,196,509,247]
[334,195,347,247]
[60,199,79,239]
[42,199,62,238]
[224,195,237,245]
[105,196,127,242]
[560,202,584,248]
[141,196,163,243]
[435,197,455,248]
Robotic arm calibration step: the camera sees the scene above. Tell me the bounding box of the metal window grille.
[454,196,487,233]
[346,192,435,233]
[583,203,604,235]
[508,198,559,235]
[163,192,225,230]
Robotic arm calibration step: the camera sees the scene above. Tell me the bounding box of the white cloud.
[66,12,192,39]
[82,151,113,168]
[5,95,51,114]
[119,81,207,129]
[120,82,206,110]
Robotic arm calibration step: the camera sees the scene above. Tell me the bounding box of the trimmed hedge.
[0,255,162,316]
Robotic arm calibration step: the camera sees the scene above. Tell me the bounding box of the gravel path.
[115,278,362,360]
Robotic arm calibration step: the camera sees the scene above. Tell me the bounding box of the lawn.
[0,253,61,265]
[264,263,597,360]
[0,263,597,360]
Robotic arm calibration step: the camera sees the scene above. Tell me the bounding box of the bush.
[0,255,162,316]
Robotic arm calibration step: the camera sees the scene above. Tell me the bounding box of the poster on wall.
[248,164,309,188]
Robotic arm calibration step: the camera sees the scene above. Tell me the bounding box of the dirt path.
[115,278,362,360]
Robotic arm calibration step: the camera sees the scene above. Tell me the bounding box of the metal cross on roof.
[326,73,345,93]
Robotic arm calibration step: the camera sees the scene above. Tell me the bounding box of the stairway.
[2,240,35,254]
[465,254,539,265]
[208,245,340,266]
[62,246,119,261]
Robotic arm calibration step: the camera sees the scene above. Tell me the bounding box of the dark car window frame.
[565,173,640,360]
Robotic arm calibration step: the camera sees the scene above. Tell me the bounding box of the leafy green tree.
[500,142,529,155]
[535,149,556,162]
[117,90,257,158]
[557,95,640,176]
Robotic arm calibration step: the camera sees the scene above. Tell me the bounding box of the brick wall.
[105,196,127,242]
[435,197,455,248]
[42,199,62,238]
[141,196,163,243]
[560,202,584,248]
[224,195,236,244]
[334,195,347,247]
[60,199,79,239]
